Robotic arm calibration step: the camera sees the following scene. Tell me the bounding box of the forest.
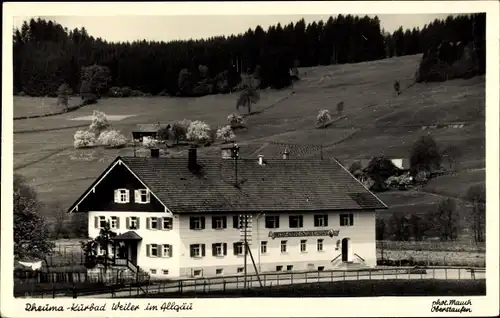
[13,13,486,98]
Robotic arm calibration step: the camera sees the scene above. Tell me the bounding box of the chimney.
[188,146,197,170]
[150,148,160,158]
[282,148,290,160]
[258,155,264,166]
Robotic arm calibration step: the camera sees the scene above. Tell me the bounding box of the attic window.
[135,189,150,204]
[114,189,130,204]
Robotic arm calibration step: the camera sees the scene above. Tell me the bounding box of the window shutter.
[135,190,140,203]
[288,216,292,228]
[222,217,227,228]
[212,217,216,229]
[146,190,150,203]
[136,217,140,229]
[146,244,150,257]
[223,243,227,255]
[233,216,238,228]
[124,190,130,203]
[201,244,206,257]
[94,216,98,228]
[189,217,194,230]
[158,218,163,230]
[212,244,216,256]
[276,216,280,228]
[167,218,172,229]
[114,190,119,202]
[168,245,173,257]
[157,245,162,257]
[126,217,130,229]
[189,245,194,257]
[300,216,303,227]
[350,214,354,225]
[233,243,238,255]
[146,217,150,229]
[324,215,329,226]
[201,217,205,229]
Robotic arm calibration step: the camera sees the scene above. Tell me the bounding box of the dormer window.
[135,189,150,204]
[114,189,130,204]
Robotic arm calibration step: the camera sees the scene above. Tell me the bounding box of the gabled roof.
[118,156,387,213]
[115,231,142,241]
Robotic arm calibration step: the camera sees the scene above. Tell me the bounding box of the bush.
[130,90,144,97]
[74,130,97,149]
[89,110,110,136]
[97,130,128,148]
[142,137,158,149]
[186,120,211,144]
[315,109,331,128]
[108,87,122,97]
[227,114,246,129]
[171,119,192,144]
[216,126,236,143]
[120,87,132,97]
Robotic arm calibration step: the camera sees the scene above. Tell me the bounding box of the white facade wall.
[88,210,376,279]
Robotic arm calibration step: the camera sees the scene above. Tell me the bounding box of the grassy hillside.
[14,54,485,238]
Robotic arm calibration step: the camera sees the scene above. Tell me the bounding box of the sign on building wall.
[268,229,339,239]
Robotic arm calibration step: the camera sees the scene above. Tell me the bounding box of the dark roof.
[115,231,142,240]
[118,156,387,213]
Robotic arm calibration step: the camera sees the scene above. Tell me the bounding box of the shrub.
[97,130,128,148]
[108,87,122,97]
[120,87,132,97]
[216,126,236,143]
[142,137,158,149]
[131,90,144,97]
[74,130,97,149]
[89,110,110,136]
[186,120,211,144]
[315,109,331,128]
[227,114,246,129]
[171,119,191,144]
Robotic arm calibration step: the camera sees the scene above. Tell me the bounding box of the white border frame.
[2,2,499,317]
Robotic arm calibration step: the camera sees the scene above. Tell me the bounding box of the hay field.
[14,54,485,231]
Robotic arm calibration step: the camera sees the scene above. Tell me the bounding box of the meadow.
[14,54,485,244]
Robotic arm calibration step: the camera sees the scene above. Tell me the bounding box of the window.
[98,216,106,228]
[265,216,279,229]
[289,215,303,228]
[110,216,118,229]
[162,244,172,257]
[212,216,227,229]
[212,243,227,257]
[162,217,173,230]
[150,269,157,274]
[276,265,283,271]
[128,216,139,229]
[114,189,129,203]
[260,241,268,254]
[135,189,150,204]
[233,215,243,229]
[99,245,107,255]
[318,266,325,271]
[287,265,293,271]
[190,244,205,258]
[317,239,324,252]
[300,240,307,252]
[280,240,287,253]
[314,214,328,227]
[340,213,354,226]
[193,270,202,277]
[189,216,205,230]
[162,270,169,275]
[216,268,223,275]
[237,267,244,273]
[148,217,158,230]
[233,242,244,256]
[148,244,158,257]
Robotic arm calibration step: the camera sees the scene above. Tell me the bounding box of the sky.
[13,14,456,43]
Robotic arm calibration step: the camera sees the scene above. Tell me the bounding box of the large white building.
[68,146,387,279]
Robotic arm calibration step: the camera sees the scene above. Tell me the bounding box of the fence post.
[445,268,447,280]
[203,280,206,293]
[291,272,293,284]
[382,268,384,279]
[264,274,266,287]
[223,280,226,292]
[395,269,398,279]
[369,270,371,280]
[317,270,320,282]
[179,280,183,293]
[343,271,346,281]
[458,268,461,280]
[331,271,333,282]
[278,273,280,285]
[433,268,435,279]
[236,275,239,288]
[357,271,359,280]
[305,272,307,283]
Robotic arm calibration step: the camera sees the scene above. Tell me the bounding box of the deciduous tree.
[465,184,485,243]
[410,135,441,176]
